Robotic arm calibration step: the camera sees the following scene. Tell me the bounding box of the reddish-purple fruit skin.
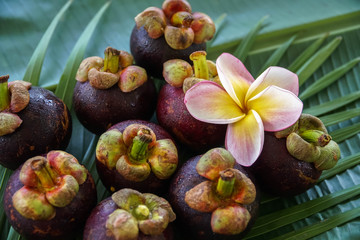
[168,156,260,240]
[96,120,175,195]
[130,26,206,78]
[3,165,97,240]
[73,78,157,136]
[156,84,226,152]
[83,197,174,240]
[246,132,322,196]
[0,87,72,170]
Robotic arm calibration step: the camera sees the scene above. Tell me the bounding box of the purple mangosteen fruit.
[156,51,226,152]
[0,75,72,170]
[168,148,260,240]
[83,188,175,240]
[3,150,97,240]
[95,120,178,195]
[247,113,341,196]
[130,0,215,78]
[73,47,157,135]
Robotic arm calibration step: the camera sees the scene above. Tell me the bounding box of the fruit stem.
[0,75,10,111]
[129,129,153,163]
[216,169,235,198]
[300,129,331,147]
[103,47,120,73]
[190,51,209,80]
[134,204,150,220]
[31,157,55,189]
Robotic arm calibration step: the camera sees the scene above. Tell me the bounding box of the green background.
[1,0,360,239]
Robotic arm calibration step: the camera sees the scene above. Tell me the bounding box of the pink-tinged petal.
[247,85,303,132]
[184,81,245,124]
[216,53,254,110]
[246,66,299,101]
[225,110,264,166]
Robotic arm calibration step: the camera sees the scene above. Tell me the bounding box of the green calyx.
[107,189,176,239]
[13,151,86,220]
[185,148,257,235]
[278,113,341,170]
[0,75,10,111]
[96,124,178,182]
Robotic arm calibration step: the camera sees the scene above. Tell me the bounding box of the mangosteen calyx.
[275,113,341,170]
[96,123,178,182]
[106,188,176,239]
[0,75,31,136]
[12,150,88,220]
[163,50,220,90]
[135,0,215,50]
[184,148,256,235]
[76,47,147,92]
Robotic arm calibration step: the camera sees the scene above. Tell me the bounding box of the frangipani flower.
[184,53,303,166]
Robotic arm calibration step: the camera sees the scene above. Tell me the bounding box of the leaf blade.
[23,0,73,86]
[297,36,342,86]
[302,90,360,116]
[257,34,297,76]
[54,1,111,108]
[299,57,360,100]
[233,15,269,62]
[287,33,328,73]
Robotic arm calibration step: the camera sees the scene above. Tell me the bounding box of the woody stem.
[103,47,120,73]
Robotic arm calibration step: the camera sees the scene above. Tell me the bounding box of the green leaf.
[330,122,360,143]
[244,184,360,239]
[299,57,360,100]
[271,206,360,240]
[23,1,72,85]
[297,36,342,86]
[54,1,111,108]
[302,90,360,116]
[287,33,328,73]
[233,15,269,62]
[6,227,21,240]
[207,13,227,49]
[319,152,360,182]
[256,34,297,76]
[320,108,360,126]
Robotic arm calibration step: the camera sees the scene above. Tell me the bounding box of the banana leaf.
[1,0,360,239]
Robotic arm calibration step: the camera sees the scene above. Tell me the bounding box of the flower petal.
[225,110,264,166]
[216,53,254,110]
[184,81,245,124]
[247,85,303,131]
[246,66,299,101]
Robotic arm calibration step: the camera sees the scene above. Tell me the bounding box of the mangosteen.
[3,150,97,240]
[83,188,175,240]
[247,113,341,196]
[130,0,215,78]
[156,51,226,152]
[95,119,178,195]
[168,148,260,240]
[0,75,72,170]
[73,47,157,135]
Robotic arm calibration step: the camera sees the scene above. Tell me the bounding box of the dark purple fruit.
[73,79,156,135]
[130,26,206,78]
[168,148,260,240]
[0,84,72,170]
[96,120,178,195]
[83,189,175,240]
[3,151,97,240]
[247,132,321,196]
[247,114,341,196]
[156,83,226,152]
